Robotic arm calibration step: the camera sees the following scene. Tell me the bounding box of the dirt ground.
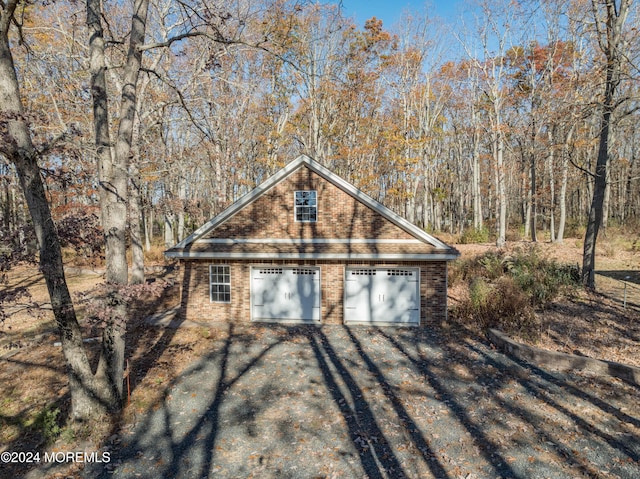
[85,324,639,479]
[0,238,638,478]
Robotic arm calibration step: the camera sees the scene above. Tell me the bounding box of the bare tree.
[0,0,109,421]
[457,0,521,247]
[582,0,636,288]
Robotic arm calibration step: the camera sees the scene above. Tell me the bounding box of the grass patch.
[0,402,64,445]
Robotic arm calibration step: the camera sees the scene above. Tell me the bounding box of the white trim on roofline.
[164,251,460,261]
[168,155,458,255]
[195,238,424,245]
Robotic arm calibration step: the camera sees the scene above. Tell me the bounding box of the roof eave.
[164,251,460,261]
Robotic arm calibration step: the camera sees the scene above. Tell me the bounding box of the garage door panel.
[344,269,375,322]
[252,269,284,307]
[345,268,419,324]
[385,271,419,311]
[252,267,320,321]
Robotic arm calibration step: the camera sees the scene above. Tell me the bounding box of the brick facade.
[177,260,449,326]
[168,157,457,327]
[203,167,418,242]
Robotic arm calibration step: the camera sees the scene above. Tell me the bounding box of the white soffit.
[164,251,460,261]
[195,238,424,244]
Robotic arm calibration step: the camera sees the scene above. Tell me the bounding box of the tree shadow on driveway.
[87,324,640,479]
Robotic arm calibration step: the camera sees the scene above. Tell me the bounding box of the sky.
[337,0,466,28]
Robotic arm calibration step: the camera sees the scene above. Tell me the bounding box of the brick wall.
[421,261,448,324]
[178,260,449,326]
[177,165,451,327]
[204,166,416,241]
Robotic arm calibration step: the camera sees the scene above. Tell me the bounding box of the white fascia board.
[164,251,459,261]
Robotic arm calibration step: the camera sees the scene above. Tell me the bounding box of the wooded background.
[1,0,638,254]
[0,0,638,419]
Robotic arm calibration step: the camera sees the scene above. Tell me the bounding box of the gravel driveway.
[86,324,639,479]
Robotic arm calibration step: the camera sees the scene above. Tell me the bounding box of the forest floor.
[0,238,638,478]
[447,239,640,369]
[449,239,640,367]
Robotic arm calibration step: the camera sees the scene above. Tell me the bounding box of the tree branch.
[569,156,596,179]
[138,30,208,51]
[139,66,211,140]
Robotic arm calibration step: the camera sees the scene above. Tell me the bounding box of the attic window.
[295,191,317,222]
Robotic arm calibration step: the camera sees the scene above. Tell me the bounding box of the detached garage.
[165,155,459,326]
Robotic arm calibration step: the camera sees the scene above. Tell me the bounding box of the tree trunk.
[472,109,483,229]
[522,154,530,239]
[88,0,149,408]
[530,132,537,242]
[164,212,175,248]
[624,149,636,220]
[583,111,611,288]
[177,174,187,242]
[88,0,122,409]
[1,2,99,421]
[547,128,556,242]
[495,131,507,248]
[145,205,153,251]
[582,0,630,288]
[130,162,145,284]
[556,125,573,243]
[602,177,611,234]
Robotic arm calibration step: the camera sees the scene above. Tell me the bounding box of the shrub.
[34,406,61,443]
[563,219,586,239]
[456,276,538,339]
[469,277,491,309]
[459,226,491,244]
[504,246,580,305]
[448,250,502,287]
[478,252,505,280]
[506,227,523,242]
[451,246,580,340]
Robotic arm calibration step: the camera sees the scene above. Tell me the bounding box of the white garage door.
[344,268,419,324]
[251,267,320,322]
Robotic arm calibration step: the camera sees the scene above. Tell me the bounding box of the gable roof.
[165,155,459,260]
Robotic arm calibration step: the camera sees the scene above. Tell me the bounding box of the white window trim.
[209,264,231,303]
[294,190,317,222]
